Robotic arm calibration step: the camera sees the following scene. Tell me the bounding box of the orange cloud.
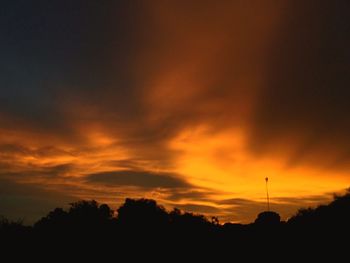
[1,1,350,224]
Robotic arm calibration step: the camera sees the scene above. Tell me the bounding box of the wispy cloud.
[0,0,349,223]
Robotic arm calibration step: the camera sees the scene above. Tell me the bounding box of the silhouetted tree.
[35,200,114,236]
[3,190,350,260]
[35,208,68,229]
[117,198,168,230]
[288,189,350,232]
[254,211,281,225]
[69,200,112,224]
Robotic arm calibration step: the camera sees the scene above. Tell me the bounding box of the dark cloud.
[0,0,279,150]
[102,159,145,171]
[0,1,149,143]
[85,170,191,189]
[0,163,73,181]
[0,143,74,158]
[1,0,349,224]
[0,144,30,155]
[250,1,350,169]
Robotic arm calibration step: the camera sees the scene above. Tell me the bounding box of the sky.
[1,0,350,224]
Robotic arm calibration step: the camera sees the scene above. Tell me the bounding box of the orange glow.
[1,111,349,223]
[2,1,350,225]
[167,126,350,221]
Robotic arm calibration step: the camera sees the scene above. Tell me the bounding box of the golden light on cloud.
[1,113,350,223]
[169,125,350,214]
[1,1,350,224]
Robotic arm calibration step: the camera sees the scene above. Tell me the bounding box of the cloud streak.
[85,170,191,189]
[0,1,350,223]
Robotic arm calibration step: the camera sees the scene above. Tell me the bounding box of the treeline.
[1,191,350,260]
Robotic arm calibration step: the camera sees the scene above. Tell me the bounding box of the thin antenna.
[265,177,270,211]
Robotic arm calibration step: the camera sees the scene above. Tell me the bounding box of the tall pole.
[265,177,270,211]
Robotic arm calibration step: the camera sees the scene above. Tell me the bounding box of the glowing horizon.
[1,1,350,224]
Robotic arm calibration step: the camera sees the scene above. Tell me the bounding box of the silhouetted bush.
[0,216,28,234]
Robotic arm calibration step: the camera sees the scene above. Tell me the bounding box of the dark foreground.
[1,191,350,260]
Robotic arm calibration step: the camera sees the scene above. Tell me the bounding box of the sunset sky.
[1,0,350,224]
